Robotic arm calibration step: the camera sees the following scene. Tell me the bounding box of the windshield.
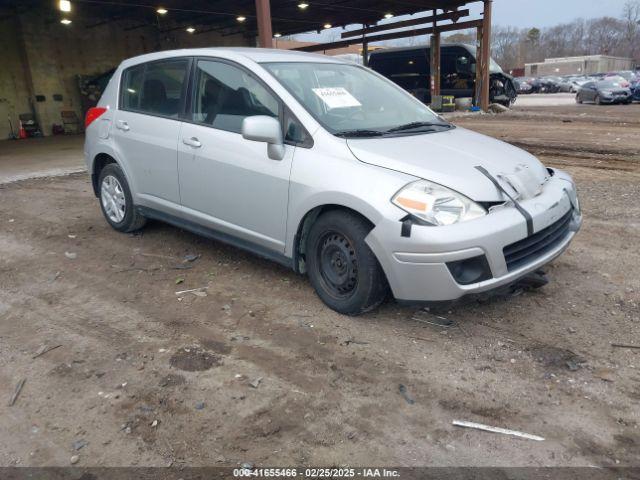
[262,62,450,136]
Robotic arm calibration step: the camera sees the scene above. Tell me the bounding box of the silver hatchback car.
[84,48,581,315]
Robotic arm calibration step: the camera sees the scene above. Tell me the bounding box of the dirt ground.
[1,103,639,468]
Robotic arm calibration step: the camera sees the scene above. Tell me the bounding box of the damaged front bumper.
[366,170,582,303]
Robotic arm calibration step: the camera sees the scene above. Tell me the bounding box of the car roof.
[368,43,473,56]
[119,47,345,69]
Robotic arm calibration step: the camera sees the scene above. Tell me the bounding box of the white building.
[525,55,634,76]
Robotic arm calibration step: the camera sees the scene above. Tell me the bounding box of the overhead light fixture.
[186,26,195,33]
[274,33,282,38]
[384,13,394,19]
[156,7,168,15]
[60,18,72,24]
[236,16,246,22]
[323,23,332,29]
[59,0,71,12]
[298,2,309,9]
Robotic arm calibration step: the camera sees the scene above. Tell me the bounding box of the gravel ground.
[0,104,639,468]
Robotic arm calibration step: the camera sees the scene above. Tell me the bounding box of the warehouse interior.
[0,0,490,141]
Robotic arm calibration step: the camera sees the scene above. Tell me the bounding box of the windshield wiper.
[334,129,385,138]
[386,121,452,133]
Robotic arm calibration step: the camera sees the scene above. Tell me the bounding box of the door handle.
[183,137,202,148]
[116,120,130,131]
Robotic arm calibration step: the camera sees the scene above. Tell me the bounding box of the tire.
[576,94,582,104]
[98,163,146,233]
[306,210,388,315]
[595,95,602,105]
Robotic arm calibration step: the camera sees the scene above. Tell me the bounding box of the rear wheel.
[306,210,388,315]
[98,163,146,233]
[595,95,602,105]
[575,94,582,104]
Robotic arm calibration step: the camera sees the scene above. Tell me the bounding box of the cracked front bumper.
[366,171,582,302]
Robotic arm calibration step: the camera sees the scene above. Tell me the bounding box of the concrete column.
[255,0,273,48]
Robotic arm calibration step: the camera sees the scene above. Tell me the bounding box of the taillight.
[85,107,107,128]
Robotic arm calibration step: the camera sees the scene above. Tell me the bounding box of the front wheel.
[595,95,602,105]
[98,163,146,233]
[576,94,582,104]
[306,211,388,315]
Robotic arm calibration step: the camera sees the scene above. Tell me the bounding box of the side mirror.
[241,115,285,161]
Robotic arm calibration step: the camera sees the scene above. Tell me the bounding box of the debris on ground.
[175,277,184,285]
[412,310,455,327]
[64,251,77,259]
[231,335,250,342]
[452,420,545,441]
[49,271,61,283]
[8,378,26,406]
[249,377,263,389]
[32,344,62,359]
[565,359,581,371]
[72,439,88,451]
[611,343,640,350]
[70,455,79,465]
[175,286,208,296]
[151,420,159,428]
[343,338,369,346]
[593,368,616,382]
[183,254,200,263]
[398,384,415,405]
[195,402,205,410]
[488,103,510,114]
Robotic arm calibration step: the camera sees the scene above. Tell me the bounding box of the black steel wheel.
[306,210,388,315]
[317,231,359,299]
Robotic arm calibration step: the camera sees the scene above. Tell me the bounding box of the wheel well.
[293,204,375,274]
[91,153,116,196]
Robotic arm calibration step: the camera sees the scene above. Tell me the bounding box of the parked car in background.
[538,76,562,93]
[631,81,640,102]
[608,70,637,83]
[84,48,581,314]
[368,43,518,106]
[604,73,631,88]
[576,79,633,104]
[515,77,539,93]
[559,76,589,93]
[514,77,533,94]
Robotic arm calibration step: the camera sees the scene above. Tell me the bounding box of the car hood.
[346,127,549,201]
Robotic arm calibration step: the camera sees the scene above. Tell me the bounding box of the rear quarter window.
[120,59,189,118]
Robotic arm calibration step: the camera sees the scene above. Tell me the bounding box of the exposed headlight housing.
[392,179,486,226]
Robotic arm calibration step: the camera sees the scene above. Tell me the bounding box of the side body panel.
[178,123,295,252]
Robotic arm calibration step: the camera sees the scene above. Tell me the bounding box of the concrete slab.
[514,93,577,108]
[0,134,85,184]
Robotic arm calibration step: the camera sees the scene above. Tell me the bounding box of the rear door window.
[120,59,189,118]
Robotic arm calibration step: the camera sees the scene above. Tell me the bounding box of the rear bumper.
[366,171,582,302]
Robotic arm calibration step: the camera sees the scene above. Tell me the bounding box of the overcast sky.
[294,0,633,41]
[469,0,631,28]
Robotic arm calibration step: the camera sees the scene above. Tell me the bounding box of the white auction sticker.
[312,87,361,109]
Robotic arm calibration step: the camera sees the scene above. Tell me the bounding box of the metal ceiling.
[0,0,477,38]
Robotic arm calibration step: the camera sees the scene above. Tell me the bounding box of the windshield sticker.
[312,87,361,109]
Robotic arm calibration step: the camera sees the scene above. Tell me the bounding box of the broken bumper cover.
[366,171,582,302]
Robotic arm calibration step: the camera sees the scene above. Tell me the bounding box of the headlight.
[392,180,486,226]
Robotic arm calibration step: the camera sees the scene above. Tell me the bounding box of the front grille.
[503,208,573,272]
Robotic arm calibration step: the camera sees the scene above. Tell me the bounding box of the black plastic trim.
[136,206,294,270]
[446,255,493,285]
